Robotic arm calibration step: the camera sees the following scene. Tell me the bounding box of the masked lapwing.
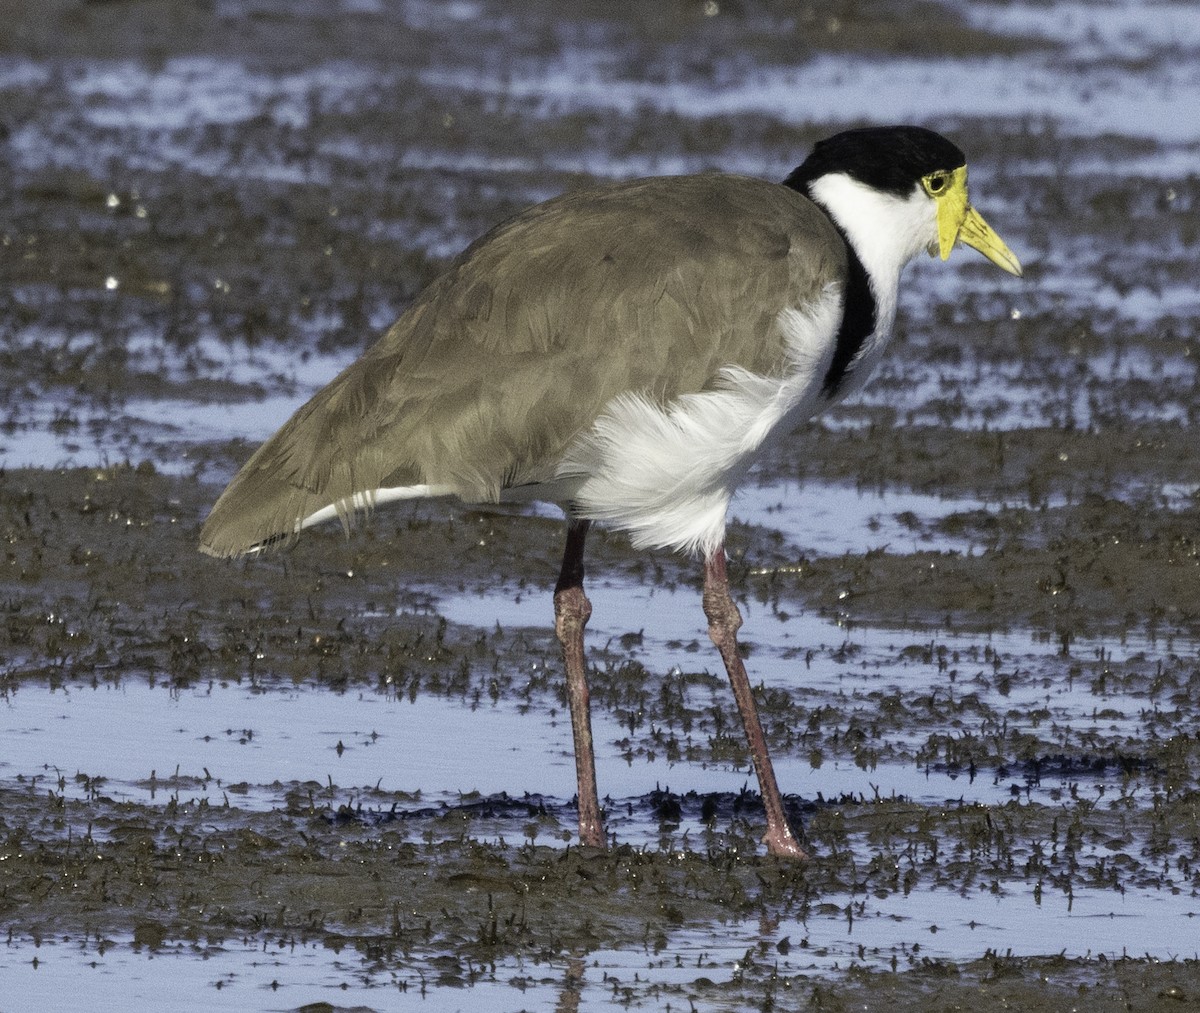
[200,125,1022,858]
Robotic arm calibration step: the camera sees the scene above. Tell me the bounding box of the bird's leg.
[703,546,808,859]
[554,518,604,847]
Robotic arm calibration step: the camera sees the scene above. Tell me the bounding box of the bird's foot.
[576,826,606,849]
[763,826,809,860]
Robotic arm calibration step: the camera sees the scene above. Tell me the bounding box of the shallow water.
[6,876,1197,1013]
[4,0,1200,1007]
[0,606,1164,816]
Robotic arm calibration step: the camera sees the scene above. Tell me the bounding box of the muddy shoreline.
[3,0,1200,1008]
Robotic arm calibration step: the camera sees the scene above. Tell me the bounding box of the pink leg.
[554,519,604,847]
[703,546,808,859]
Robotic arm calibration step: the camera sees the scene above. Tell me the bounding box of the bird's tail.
[199,362,410,557]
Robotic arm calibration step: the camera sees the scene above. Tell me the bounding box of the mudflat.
[2,1,1199,1008]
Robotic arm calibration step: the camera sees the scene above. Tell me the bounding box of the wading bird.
[201,125,1021,858]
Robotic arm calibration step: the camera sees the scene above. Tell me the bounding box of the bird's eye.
[925,172,947,195]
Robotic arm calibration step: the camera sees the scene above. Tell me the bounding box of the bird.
[200,125,1022,859]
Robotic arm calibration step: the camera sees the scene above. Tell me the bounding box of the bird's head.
[784,126,1023,278]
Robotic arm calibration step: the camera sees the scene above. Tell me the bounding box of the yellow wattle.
[936,166,971,261]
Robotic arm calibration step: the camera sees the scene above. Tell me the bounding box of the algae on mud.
[4,0,1200,1007]
[4,461,1200,1003]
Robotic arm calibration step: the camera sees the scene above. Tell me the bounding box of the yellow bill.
[957,206,1023,276]
[930,165,1023,277]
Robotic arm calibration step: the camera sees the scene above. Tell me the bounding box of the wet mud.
[3,0,1200,1009]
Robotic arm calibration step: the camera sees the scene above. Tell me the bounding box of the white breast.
[557,285,845,557]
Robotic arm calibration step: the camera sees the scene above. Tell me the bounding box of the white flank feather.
[559,288,844,556]
[297,483,457,534]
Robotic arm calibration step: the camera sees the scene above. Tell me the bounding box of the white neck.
[806,173,937,336]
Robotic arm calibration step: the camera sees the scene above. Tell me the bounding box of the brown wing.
[199,174,846,557]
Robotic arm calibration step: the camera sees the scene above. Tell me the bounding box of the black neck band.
[821,221,876,398]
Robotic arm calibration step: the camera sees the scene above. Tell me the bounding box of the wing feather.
[199,174,846,557]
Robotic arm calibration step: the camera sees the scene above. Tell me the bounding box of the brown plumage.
[199,174,842,558]
[200,126,1022,857]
